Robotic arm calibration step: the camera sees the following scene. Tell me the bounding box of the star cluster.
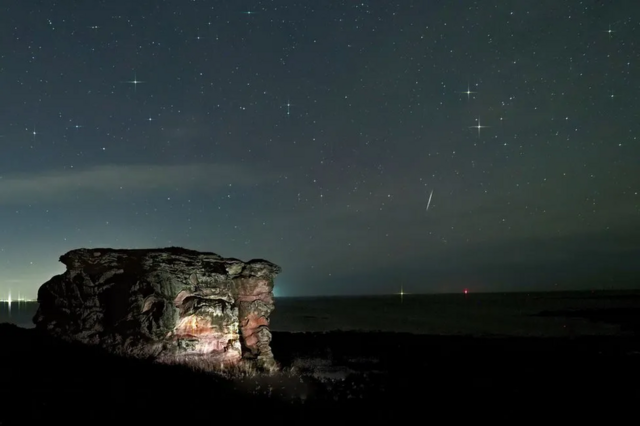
[0,0,639,297]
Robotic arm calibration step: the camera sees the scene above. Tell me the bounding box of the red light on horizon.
[464,289,468,294]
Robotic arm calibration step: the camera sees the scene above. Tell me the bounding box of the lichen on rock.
[33,247,281,371]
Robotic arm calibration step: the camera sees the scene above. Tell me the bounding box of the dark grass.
[1,322,639,424]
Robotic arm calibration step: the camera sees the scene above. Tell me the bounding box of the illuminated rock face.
[33,247,280,370]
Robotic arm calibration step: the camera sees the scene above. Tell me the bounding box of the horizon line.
[276,288,640,298]
[2,288,638,303]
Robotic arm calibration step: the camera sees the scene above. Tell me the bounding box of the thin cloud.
[0,163,270,205]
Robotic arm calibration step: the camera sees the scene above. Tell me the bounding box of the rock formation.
[33,247,281,370]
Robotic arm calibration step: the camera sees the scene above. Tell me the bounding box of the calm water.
[0,301,37,328]
[270,291,640,336]
[3,291,639,336]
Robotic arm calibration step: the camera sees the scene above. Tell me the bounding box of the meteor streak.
[426,190,433,211]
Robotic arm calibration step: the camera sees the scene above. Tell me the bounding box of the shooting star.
[426,190,433,211]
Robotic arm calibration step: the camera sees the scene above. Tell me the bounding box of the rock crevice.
[33,247,280,370]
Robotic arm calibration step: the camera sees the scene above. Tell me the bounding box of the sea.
[3,290,639,337]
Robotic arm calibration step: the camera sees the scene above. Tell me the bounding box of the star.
[124,72,145,92]
[242,11,256,15]
[469,118,489,136]
[458,82,476,100]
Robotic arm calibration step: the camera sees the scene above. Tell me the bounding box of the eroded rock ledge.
[33,247,281,370]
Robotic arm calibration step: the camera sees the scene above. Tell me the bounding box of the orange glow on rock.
[175,315,215,337]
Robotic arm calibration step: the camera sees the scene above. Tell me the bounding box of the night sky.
[1,1,639,299]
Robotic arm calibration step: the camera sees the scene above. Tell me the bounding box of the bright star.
[469,118,489,136]
[124,73,145,92]
[458,83,476,100]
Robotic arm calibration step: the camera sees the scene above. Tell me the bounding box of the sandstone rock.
[33,247,281,370]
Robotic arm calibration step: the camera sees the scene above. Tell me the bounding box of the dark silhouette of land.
[1,314,640,424]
